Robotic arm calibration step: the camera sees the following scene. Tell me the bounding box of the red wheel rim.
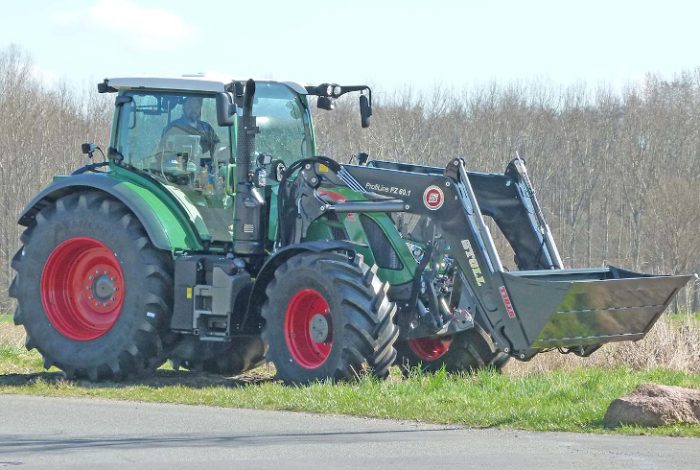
[284,289,332,369]
[408,336,452,361]
[41,237,125,341]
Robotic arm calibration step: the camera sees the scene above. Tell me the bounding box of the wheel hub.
[309,313,330,342]
[93,274,116,300]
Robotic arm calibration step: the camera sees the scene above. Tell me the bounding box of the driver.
[162,96,220,157]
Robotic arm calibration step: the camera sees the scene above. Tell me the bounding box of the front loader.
[9,76,691,383]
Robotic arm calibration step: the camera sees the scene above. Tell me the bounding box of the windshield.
[111,83,313,242]
[252,82,313,165]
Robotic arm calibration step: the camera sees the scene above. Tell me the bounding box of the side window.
[115,92,232,200]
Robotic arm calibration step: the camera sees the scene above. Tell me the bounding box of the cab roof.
[100,74,307,95]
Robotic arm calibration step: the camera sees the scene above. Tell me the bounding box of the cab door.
[114,91,235,243]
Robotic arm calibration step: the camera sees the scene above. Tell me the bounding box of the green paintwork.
[303,186,417,286]
[108,164,206,252]
[344,212,416,285]
[267,184,279,243]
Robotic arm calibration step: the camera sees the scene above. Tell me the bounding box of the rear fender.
[18,173,204,252]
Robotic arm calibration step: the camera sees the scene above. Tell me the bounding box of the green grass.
[667,312,700,322]
[0,314,13,323]
[2,318,699,437]
[1,350,698,436]
[0,347,43,372]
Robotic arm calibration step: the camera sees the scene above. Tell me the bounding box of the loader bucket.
[494,267,692,354]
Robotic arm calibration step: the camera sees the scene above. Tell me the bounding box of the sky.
[2,0,700,95]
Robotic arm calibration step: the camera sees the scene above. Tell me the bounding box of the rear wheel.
[9,191,174,380]
[396,326,509,374]
[261,252,398,384]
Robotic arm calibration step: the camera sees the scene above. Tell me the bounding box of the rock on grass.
[604,384,700,427]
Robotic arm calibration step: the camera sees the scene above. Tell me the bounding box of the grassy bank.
[1,315,699,437]
[2,364,699,437]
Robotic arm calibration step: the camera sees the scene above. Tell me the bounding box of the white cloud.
[52,0,195,52]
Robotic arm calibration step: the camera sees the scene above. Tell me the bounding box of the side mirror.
[216,92,237,126]
[81,143,97,155]
[317,96,335,111]
[256,153,273,166]
[360,94,372,128]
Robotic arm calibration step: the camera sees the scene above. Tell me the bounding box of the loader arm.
[335,158,691,360]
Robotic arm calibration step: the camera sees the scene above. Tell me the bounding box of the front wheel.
[396,326,509,374]
[261,252,398,384]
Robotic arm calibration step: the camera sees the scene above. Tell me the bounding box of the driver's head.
[182,97,203,122]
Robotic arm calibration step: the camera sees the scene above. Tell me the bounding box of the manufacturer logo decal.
[423,185,444,210]
[461,239,485,286]
[499,286,517,319]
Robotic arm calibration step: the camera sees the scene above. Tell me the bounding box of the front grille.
[360,215,403,270]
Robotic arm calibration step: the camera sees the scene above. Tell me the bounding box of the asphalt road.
[0,395,698,469]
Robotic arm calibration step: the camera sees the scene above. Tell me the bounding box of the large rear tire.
[9,191,174,381]
[396,326,509,374]
[261,252,398,384]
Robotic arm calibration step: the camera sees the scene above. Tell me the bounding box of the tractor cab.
[102,76,316,243]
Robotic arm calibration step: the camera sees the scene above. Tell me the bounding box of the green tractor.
[9,76,691,383]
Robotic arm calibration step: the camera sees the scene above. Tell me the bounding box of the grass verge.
[1,364,699,437]
[1,316,699,437]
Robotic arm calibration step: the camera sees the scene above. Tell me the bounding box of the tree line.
[1,45,698,310]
